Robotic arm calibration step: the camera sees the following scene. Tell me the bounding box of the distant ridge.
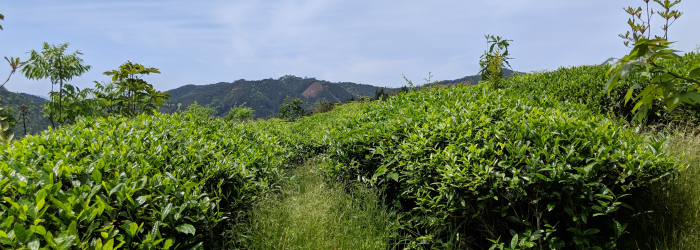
[161,72,524,118]
[0,86,52,138]
[161,75,398,118]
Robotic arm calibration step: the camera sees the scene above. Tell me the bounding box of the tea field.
[1,59,700,249]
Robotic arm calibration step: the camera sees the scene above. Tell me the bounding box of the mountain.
[161,75,399,118]
[0,87,52,138]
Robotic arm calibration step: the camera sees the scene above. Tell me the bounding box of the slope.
[161,75,397,118]
[0,87,52,138]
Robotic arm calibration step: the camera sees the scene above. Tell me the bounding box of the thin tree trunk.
[58,57,63,125]
[59,79,63,124]
[22,116,26,134]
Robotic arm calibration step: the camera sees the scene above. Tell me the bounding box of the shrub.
[308,99,337,115]
[0,113,289,249]
[179,101,215,120]
[277,96,305,122]
[325,84,681,249]
[0,100,372,249]
[478,34,513,89]
[224,103,254,122]
[503,57,700,126]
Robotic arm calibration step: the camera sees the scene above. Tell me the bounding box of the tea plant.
[178,101,215,120]
[0,99,371,249]
[0,107,13,144]
[224,103,254,122]
[503,56,700,126]
[325,84,681,249]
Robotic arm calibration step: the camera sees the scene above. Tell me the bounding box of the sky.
[1,0,699,97]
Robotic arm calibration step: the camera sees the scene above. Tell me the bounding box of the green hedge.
[0,113,288,249]
[326,85,681,249]
[503,52,700,125]
[0,100,371,250]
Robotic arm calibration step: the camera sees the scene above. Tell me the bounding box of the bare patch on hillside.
[301,82,323,98]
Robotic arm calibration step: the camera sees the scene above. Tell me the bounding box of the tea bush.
[0,113,285,249]
[503,52,700,125]
[325,84,681,249]
[0,98,372,249]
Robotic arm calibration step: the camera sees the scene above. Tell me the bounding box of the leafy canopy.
[21,42,92,126]
[278,96,305,122]
[100,61,170,116]
[224,103,254,122]
[22,43,91,88]
[478,34,513,89]
[607,1,700,123]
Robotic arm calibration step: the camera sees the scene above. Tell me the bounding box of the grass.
[225,159,394,250]
[627,125,700,249]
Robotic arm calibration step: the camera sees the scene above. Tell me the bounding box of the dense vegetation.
[0,87,51,138]
[2,1,699,249]
[323,84,681,249]
[161,75,397,118]
[0,101,370,249]
[503,52,700,126]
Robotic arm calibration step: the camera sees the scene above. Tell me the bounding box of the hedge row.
[503,52,700,125]
[0,102,368,250]
[325,84,681,249]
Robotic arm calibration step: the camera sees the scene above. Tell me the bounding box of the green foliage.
[278,96,305,122]
[0,88,51,138]
[606,39,700,123]
[325,84,681,249]
[0,104,16,139]
[223,103,254,122]
[0,98,14,144]
[179,101,215,120]
[229,161,392,249]
[18,105,29,135]
[486,50,505,89]
[0,12,4,30]
[160,76,391,119]
[619,0,682,47]
[478,34,513,89]
[42,84,101,125]
[22,42,92,126]
[0,99,371,249]
[100,61,170,117]
[504,59,700,126]
[308,99,338,115]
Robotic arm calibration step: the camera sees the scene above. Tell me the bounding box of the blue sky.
[1,0,699,96]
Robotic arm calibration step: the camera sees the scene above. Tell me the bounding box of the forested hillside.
[160,75,399,118]
[0,87,52,138]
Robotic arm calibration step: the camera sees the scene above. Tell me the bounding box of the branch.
[650,62,700,85]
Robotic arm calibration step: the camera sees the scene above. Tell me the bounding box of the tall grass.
[226,160,393,250]
[627,125,700,249]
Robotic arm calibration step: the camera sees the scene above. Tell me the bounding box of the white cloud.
[1,0,699,96]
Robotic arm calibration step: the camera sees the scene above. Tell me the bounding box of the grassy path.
[230,160,393,250]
